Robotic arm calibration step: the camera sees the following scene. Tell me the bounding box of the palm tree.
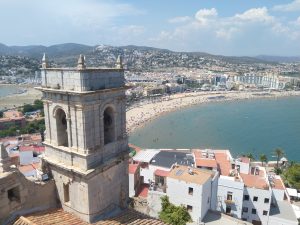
[274,148,284,168]
[259,154,267,166]
[246,153,255,161]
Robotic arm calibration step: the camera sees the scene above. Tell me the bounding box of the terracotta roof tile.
[13,208,167,225]
[240,173,269,190]
[154,169,169,177]
[214,152,232,176]
[129,163,139,174]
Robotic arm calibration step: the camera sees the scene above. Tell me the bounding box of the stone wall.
[0,170,58,224]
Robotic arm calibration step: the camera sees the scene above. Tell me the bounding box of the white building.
[129,148,298,225]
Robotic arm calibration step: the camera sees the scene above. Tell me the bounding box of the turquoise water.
[129,96,300,161]
[0,85,23,97]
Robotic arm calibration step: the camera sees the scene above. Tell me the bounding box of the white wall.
[19,151,33,165]
[166,177,210,224]
[242,187,271,225]
[272,189,285,202]
[210,172,219,211]
[217,176,244,218]
[129,173,135,197]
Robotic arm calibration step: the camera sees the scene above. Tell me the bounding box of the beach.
[0,84,42,110]
[126,90,300,134]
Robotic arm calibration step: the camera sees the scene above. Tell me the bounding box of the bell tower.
[37,54,129,222]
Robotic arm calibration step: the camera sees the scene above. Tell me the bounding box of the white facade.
[217,176,244,218]
[19,151,33,165]
[166,174,212,223]
[242,187,272,224]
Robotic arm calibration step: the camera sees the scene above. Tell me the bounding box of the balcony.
[224,199,235,205]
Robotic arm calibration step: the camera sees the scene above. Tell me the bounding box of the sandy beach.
[0,84,42,110]
[126,90,300,134]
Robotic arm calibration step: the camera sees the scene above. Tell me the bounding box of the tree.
[33,99,43,110]
[22,104,35,113]
[246,153,255,161]
[274,148,284,168]
[159,196,192,225]
[259,154,267,166]
[283,163,300,189]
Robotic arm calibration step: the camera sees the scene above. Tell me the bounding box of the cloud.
[195,8,218,25]
[234,7,274,23]
[168,16,191,24]
[150,6,300,55]
[273,0,300,12]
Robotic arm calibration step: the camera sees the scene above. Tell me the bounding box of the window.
[242,218,247,221]
[103,107,115,145]
[264,198,269,203]
[7,186,20,202]
[253,196,258,202]
[227,191,233,201]
[55,108,68,147]
[188,187,193,195]
[242,207,248,213]
[252,208,256,214]
[63,183,70,203]
[187,205,193,212]
[244,195,249,201]
[263,210,268,216]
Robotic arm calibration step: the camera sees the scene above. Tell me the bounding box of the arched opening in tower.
[55,108,68,147]
[103,107,115,145]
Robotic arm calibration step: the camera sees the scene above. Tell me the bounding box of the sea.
[0,85,24,97]
[129,96,300,162]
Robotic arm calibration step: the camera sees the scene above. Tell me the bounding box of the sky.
[1,0,300,56]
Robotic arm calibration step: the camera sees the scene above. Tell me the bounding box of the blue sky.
[1,0,300,56]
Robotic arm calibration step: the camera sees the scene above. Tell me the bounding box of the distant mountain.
[255,55,300,63]
[0,43,93,58]
[0,43,275,70]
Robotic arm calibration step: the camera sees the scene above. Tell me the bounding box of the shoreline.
[126,90,300,134]
[0,84,42,110]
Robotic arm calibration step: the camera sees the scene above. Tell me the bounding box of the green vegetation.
[0,119,45,138]
[22,99,44,114]
[274,148,284,169]
[159,196,192,225]
[246,153,255,161]
[259,154,267,166]
[283,163,300,190]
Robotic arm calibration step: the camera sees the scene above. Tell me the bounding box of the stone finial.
[0,142,11,173]
[115,55,123,69]
[77,54,86,70]
[42,53,48,69]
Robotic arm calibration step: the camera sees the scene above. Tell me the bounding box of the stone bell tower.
[37,54,129,222]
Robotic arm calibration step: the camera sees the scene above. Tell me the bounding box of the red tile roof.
[240,173,269,190]
[18,163,40,173]
[195,158,217,168]
[239,157,250,164]
[13,208,167,225]
[19,146,34,152]
[214,152,232,176]
[137,184,149,198]
[128,163,139,174]
[272,177,285,190]
[154,169,169,177]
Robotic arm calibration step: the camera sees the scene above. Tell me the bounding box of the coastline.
[126,90,300,134]
[0,84,42,110]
